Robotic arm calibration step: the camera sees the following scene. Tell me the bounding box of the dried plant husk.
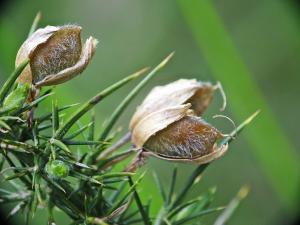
[144,116,227,163]
[16,25,98,87]
[143,143,228,164]
[131,103,192,148]
[129,79,214,130]
[130,79,227,164]
[144,116,223,158]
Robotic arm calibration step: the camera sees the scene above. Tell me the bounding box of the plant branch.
[55,67,149,139]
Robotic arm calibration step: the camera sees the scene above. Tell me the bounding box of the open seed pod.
[130,79,228,164]
[16,25,98,88]
[130,79,222,130]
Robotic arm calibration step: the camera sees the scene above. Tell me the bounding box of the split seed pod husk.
[130,79,214,129]
[130,79,228,164]
[16,25,98,88]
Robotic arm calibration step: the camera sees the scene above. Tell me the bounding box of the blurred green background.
[0,0,300,224]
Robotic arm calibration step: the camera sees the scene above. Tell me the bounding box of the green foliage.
[0,15,257,225]
[177,0,300,210]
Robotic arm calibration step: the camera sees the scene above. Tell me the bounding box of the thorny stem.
[0,18,259,223]
[55,67,149,139]
[92,52,175,162]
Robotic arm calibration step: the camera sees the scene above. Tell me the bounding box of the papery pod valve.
[130,79,228,164]
[16,24,98,88]
[3,25,98,113]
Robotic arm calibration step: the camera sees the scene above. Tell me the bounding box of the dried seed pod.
[16,25,98,87]
[130,79,228,164]
[130,79,215,130]
[144,116,223,158]
[143,116,228,164]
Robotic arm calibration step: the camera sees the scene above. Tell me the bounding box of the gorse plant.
[0,13,258,225]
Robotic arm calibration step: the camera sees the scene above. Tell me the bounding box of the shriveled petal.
[131,103,192,148]
[35,36,98,87]
[144,116,223,158]
[130,79,213,130]
[143,143,228,164]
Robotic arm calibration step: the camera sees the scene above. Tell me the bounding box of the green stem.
[128,176,151,225]
[91,52,174,161]
[171,164,208,209]
[28,12,41,37]
[177,0,300,210]
[55,67,148,139]
[0,59,29,105]
[98,53,173,143]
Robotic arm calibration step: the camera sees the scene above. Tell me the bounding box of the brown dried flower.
[16,25,98,88]
[130,79,228,164]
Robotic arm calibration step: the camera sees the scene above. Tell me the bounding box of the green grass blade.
[177,0,300,210]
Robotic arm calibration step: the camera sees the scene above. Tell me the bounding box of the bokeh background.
[0,0,300,224]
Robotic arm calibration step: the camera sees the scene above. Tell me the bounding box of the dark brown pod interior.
[144,116,223,159]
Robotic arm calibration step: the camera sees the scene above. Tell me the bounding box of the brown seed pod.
[16,25,98,87]
[130,79,225,130]
[143,116,227,164]
[130,79,228,164]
